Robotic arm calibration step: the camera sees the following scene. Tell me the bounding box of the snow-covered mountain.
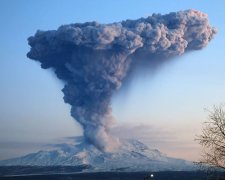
[0,139,195,172]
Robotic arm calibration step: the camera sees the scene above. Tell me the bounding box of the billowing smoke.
[27,10,216,151]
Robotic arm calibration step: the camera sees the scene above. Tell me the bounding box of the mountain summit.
[0,139,195,172]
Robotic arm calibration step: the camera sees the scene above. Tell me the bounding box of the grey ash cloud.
[27,9,216,151]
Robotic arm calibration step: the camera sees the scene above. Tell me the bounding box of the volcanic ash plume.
[27,9,216,151]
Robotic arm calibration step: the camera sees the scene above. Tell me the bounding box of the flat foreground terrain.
[1,172,224,180]
[0,166,224,180]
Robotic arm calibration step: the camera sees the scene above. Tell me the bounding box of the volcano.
[0,139,195,172]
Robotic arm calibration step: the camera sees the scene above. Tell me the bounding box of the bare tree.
[196,105,225,170]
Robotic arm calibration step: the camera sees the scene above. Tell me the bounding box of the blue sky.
[0,0,225,161]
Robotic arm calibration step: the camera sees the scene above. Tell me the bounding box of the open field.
[0,167,224,180]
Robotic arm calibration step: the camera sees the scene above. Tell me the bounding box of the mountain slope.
[0,139,195,172]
